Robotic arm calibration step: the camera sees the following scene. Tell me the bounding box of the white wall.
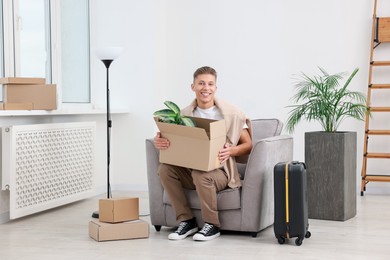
[90,0,390,194]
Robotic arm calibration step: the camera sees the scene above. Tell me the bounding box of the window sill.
[0,108,129,116]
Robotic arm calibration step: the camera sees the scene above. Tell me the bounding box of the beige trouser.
[158,163,228,227]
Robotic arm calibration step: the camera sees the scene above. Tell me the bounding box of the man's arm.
[218,128,252,163]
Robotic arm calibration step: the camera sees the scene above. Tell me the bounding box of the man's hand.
[218,128,252,164]
[218,143,232,163]
[154,132,170,150]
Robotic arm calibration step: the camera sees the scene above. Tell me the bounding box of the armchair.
[145,119,293,237]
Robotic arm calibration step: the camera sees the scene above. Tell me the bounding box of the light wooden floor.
[0,191,389,260]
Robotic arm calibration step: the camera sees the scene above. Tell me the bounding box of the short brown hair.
[193,66,217,82]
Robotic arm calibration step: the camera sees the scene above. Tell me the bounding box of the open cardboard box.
[154,116,227,171]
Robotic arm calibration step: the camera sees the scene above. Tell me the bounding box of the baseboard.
[358,182,390,195]
[95,184,148,195]
[362,187,390,195]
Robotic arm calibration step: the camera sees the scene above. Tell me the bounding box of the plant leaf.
[154,101,197,127]
[285,67,369,133]
[182,117,196,127]
[164,101,181,114]
[159,116,176,124]
[153,109,176,117]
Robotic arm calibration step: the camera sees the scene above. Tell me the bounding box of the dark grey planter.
[305,131,357,221]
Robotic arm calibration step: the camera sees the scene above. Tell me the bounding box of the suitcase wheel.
[277,236,286,244]
[295,237,303,246]
[305,231,311,238]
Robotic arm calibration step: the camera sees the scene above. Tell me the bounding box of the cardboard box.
[89,219,149,242]
[154,116,227,171]
[4,102,33,110]
[3,84,57,110]
[99,197,139,223]
[378,18,390,42]
[0,77,45,85]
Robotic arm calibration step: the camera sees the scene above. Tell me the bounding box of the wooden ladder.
[361,0,390,196]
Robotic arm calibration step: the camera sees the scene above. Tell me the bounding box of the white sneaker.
[193,223,220,241]
[168,218,198,240]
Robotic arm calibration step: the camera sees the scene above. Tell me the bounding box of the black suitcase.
[274,161,311,246]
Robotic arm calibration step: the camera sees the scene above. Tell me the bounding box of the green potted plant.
[153,100,195,127]
[286,67,368,133]
[286,67,369,221]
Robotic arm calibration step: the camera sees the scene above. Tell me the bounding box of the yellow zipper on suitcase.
[285,162,290,239]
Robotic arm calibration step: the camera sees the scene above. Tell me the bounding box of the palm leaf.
[286,67,369,132]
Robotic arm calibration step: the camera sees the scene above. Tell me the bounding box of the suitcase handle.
[291,161,306,169]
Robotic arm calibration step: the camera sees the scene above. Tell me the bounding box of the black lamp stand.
[92,59,114,218]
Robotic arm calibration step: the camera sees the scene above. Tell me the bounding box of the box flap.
[208,119,226,139]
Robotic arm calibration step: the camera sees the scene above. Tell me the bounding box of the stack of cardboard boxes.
[0,77,57,110]
[89,197,149,242]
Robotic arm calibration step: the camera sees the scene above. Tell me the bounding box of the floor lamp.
[92,47,123,218]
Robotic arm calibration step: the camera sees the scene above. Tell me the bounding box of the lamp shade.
[95,47,123,61]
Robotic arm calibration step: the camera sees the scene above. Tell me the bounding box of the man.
[154,66,252,241]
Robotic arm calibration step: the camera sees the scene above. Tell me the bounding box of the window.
[0,1,4,100]
[1,0,90,105]
[60,0,90,103]
[14,0,51,80]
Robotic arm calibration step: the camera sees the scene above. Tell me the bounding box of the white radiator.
[1,122,96,219]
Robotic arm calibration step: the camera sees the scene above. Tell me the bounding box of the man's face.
[191,73,217,109]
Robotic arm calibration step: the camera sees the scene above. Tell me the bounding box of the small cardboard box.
[3,84,57,110]
[0,77,45,85]
[99,197,139,223]
[154,116,227,171]
[378,18,390,42]
[89,219,149,242]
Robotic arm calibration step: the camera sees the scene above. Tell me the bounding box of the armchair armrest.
[240,135,293,231]
[145,138,166,225]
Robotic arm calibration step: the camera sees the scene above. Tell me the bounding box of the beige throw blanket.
[181,98,252,188]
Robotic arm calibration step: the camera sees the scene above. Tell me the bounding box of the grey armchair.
[145,119,293,237]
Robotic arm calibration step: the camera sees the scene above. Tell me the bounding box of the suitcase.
[273,161,311,246]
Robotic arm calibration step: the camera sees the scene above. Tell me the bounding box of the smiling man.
[153,66,252,241]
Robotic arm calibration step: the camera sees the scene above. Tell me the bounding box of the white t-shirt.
[193,106,248,128]
[193,106,223,120]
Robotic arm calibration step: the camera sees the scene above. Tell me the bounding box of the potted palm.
[286,67,369,221]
